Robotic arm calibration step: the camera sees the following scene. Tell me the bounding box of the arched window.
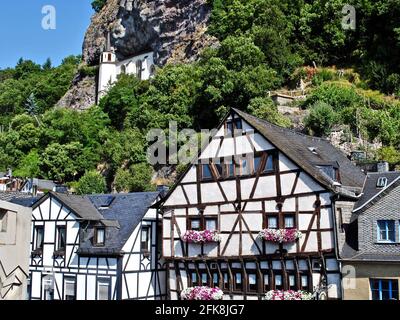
[121,65,126,74]
[149,64,156,77]
[136,60,143,80]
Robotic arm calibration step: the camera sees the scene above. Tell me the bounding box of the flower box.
[265,290,313,300]
[182,230,222,244]
[257,229,302,243]
[181,286,224,300]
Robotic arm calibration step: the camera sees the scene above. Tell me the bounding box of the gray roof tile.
[233,108,366,193]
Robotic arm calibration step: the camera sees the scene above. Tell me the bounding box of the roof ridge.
[232,108,330,143]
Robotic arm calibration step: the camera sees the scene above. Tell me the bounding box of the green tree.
[14,150,41,178]
[91,0,107,13]
[114,163,154,193]
[75,170,107,195]
[304,101,337,137]
[247,97,291,127]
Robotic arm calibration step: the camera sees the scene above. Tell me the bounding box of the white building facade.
[159,108,366,300]
[29,192,166,300]
[97,50,155,102]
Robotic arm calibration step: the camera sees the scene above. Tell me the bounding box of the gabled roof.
[232,108,366,193]
[77,192,161,254]
[353,172,400,213]
[159,108,366,207]
[33,192,104,221]
[30,192,160,256]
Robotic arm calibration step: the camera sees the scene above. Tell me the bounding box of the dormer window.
[317,165,339,182]
[94,227,105,246]
[376,177,388,188]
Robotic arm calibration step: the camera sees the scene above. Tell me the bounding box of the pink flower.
[258,229,302,243]
[182,230,222,243]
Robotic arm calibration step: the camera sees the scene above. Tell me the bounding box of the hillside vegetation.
[0,0,399,192]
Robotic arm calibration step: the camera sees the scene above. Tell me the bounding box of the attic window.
[94,227,105,246]
[308,147,318,155]
[99,196,115,209]
[226,118,243,135]
[376,177,388,188]
[317,165,339,182]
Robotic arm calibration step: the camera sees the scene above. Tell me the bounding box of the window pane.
[228,163,235,177]
[64,278,76,300]
[371,289,380,300]
[254,156,262,173]
[241,159,249,175]
[275,275,282,286]
[141,228,148,242]
[205,219,217,231]
[98,280,110,300]
[58,227,66,249]
[223,273,229,289]
[285,216,295,229]
[235,273,242,284]
[301,275,308,287]
[213,273,219,286]
[191,273,198,285]
[190,219,201,231]
[96,229,105,244]
[214,164,223,176]
[289,275,296,287]
[268,217,278,229]
[264,274,269,290]
[234,119,242,130]
[264,156,274,172]
[227,122,233,135]
[249,274,256,285]
[201,273,208,285]
[36,228,44,249]
[202,164,213,179]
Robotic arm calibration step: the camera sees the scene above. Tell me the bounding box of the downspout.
[331,193,344,300]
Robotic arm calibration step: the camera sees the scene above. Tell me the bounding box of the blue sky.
[0,1,93,69]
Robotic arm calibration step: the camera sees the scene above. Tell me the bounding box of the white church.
[97,34,155,102]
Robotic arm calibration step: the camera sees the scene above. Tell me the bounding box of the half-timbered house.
[158,108,366,300]
[28,191,166,300]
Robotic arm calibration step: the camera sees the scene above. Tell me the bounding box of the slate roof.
[43,192,104,221]
[77,192,161,255]
[353,172,400,212]
[233,108,366,194]
[341,251,400,262]
[33,192,161,256]
[20,178,57,192]
[0,191,37,203]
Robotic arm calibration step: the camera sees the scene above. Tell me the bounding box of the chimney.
[377,161,390,173]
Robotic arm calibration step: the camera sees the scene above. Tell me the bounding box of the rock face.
[59,0,217,110]
[83,0,216,66]
[57,75,97,110]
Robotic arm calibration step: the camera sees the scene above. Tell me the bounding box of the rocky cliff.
[58,0,217,110]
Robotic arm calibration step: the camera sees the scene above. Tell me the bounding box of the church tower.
[97,32,117,103]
